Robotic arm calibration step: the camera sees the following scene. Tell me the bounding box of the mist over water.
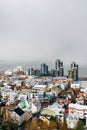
[0,61,87,77]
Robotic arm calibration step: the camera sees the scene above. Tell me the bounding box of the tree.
[59,119,68,130]
[48,120,57,129]
[25,117,40,130]
[71,94,76,103]
[0,90,2,102]
[74,120,85,130]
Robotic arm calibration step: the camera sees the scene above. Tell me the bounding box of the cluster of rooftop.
[0,60,86,129]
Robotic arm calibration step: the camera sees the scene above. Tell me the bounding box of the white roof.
[69,103,87,110]
[81,89,87,93]
[4,70,12,75]
[33,85,47,89]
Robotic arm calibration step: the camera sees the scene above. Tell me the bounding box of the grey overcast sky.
[0,0,87,65]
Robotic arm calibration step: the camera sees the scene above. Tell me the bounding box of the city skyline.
[0,0,87,66]
[0,59,86,77]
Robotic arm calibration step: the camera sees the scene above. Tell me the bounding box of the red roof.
[2,106,12,109]
[65,108,69,113]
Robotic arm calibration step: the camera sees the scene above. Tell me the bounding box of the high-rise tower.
[55,59,64,77]
[41,63,48,76]
[68,62,78,81]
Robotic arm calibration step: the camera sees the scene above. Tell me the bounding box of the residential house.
[6,107,31,125]
[66,112,79,129]
[41,102,65,121]
[32,99,41,114]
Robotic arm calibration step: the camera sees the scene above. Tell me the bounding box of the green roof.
[19,100,29,109]
[41,109,56,117]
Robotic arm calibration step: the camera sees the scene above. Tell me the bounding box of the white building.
[68,103,87,127]
[33,85,47,91]
[69,103,87,119]
[32,99,41,114]
[41,102,65,121]
[6,107,31,125]
[80,81,87,89]
[4,70,12,76]
[71,83,80,89]
[66,112,79,129]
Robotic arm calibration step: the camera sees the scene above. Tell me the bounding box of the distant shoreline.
[79,77,87,81]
